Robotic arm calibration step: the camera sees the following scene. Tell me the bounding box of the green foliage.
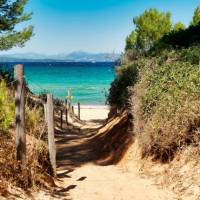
[0,80,14,132]
[0,0,33,50]
[181,46,200,64]
[109,6,200,161]
[142,61,198,117]
[134,47,200,161]
[125,31,137,51]
[133,8,171,51]
[107,64,138,107]
[125,6,200,53]
[156,23,200,49]
[173,22,186,32]
[191,6,200,26]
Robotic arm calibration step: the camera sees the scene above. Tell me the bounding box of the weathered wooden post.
[72,105,74,115]
[65,98,68,124]
[47,94,56,175]
[67,89,73,113]
[65,108,68,124]
[44,103,47,122]
[65,99,68,107]
[78,102,80,120]
[68,102,71,113]
[60,109,63,129]
[14,65,26,167]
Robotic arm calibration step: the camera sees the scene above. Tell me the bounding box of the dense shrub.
[181,46,200,64]
[136,47,200,161]
[109,23,200,161]
[154,23,200,50]
[107,64,138,108]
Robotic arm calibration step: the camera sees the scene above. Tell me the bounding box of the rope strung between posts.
[2,68,78,127]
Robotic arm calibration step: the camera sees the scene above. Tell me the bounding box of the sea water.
[2,62,115,105]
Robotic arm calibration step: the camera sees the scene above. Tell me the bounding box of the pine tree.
[0,0,33,50]
[173,22,186,32]
[191,6,200,26]
[133,9,171,51]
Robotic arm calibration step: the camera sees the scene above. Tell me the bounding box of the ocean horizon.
[1,62,115,105]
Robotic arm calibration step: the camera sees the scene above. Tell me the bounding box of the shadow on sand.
[55,112,133,171]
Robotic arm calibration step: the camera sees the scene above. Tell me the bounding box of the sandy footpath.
[61,163,176,200]
[54,108,177,200]
[9,107,177,200]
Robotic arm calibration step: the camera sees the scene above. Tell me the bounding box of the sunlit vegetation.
[108,5,200,162]
[0,1,55,195]
[0,0,33,50]
[0,80,54,194]
[0,80,14,132]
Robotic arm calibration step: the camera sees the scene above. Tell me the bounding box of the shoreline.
[73,105,110,121]
[72,105,109,109]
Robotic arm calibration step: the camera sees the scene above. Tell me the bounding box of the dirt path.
[33,113,176,200]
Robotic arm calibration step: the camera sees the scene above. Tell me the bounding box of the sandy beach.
[73,105,110,121]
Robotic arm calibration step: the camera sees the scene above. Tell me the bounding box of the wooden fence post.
[78,102,80,120]
[68,102,71,113]
[47,94,56,175]
[14,64,26,167]
[60,109,63,129]
[65,99,68,108]
[67,89,73,113]
[65,108,68,124]
[44,103,47,122]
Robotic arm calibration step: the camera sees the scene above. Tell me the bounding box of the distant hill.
[0,51,121,62]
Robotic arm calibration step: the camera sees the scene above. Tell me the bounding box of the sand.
[9,107,177,200]
[73,105,109,121]
[53,109,177,200]
[64,164,176,200]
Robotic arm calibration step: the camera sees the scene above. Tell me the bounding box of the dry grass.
[134,144,200,200]
[25,105,47,141]
[0,131,55,197]
[0,91,54,198]
[139,98,200,161]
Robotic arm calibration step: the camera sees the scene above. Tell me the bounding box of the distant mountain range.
[0,51,121,62]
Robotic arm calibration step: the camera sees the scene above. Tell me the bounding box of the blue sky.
[2,0,200,55]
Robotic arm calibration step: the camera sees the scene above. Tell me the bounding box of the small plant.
[0,80,14,132]
[181,46,200,64]
[25,105,44,137]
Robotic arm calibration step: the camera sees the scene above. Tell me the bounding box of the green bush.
[109,45,200,161]
[181,46,200,64]
[137,47,200,161]
[0,80,14,132]
[107,63,138,108]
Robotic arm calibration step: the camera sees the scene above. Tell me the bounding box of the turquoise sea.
[3,62,115,105]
